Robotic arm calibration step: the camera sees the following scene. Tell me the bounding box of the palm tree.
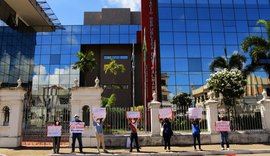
[209,48,247,73]
[72,50,96,86]
[104,58,125,78]
[241,19,270,79]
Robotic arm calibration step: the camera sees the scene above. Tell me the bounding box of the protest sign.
[92,107,106,119]
[70,122,85,133]
[158,108,173,119]
[47,125,62,137]
[126,111,141,119]
[215,121,231,132]
[188,108,203,119]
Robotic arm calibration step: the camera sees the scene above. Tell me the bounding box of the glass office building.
[33,24,140,91]
[158,0,270,101]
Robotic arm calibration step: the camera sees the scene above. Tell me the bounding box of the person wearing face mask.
[128,118,140,152]
[93,118,108,153]
[52,119,61,154]
[70,114,83,153]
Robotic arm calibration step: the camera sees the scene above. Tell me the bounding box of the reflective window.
[159,8,172,19]
[185,8,198,19]
[188,58,202,72]
[173,20,185,31]
[160,45,174,58]
[198,8,210,19]
[176,72,189,85]
[175,45,188,57]
[174,33,186,44]
[50,54,61,65]
[187,46,200,57]
[175,59,188,71]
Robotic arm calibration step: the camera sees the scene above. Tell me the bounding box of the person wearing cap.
[70,114,83,153]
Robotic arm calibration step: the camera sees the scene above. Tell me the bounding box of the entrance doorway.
[22,86,71,147]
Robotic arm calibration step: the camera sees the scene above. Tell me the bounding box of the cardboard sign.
[215,121,231,132]
[47,125,62,137]
[92,107,106,120]
[126,111,141,119]
[188,108,203,119]
[70,122,85,133]
[158,108,173,119]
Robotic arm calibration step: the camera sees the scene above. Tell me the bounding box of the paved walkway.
[1,144,270,156]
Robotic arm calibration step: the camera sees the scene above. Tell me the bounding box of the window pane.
[175,59,188,71]
[188,58,202,71]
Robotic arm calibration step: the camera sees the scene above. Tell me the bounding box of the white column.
[148,100,161,136]
[70,87,103,147]
[258,89,270,132]
[0,88,25,147]
[205,99,218,134]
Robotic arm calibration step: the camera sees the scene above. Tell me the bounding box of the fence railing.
[104,107,150,135]
[230,111,262,131]
[172,105,208,132]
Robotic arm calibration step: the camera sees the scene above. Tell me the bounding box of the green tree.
[104,58,125,77]
[72,51,96,86]
[209,48,246,73]
[171,93,192,106]
[207,69,247,119]
[100,94,117,107]
[241,19,270,78]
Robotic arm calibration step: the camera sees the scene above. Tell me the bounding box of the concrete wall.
[84,8,141,25]
[101,131,270,147]
[0,88,25,147]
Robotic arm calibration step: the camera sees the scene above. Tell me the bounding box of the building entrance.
[21,87,71,147]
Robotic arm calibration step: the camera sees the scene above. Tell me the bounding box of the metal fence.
[172,105,208,132]
[230,111,262,131]
[104,107,150,134]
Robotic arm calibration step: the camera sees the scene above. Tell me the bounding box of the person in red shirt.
[128,118,140,152]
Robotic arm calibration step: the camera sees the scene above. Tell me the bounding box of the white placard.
[126,111,141,119]
[47,125,62,137]
[188,108,203,119]
[92,107,106,120]
[158,108,173,119]
[215,121,231,132]
[70,122,85,133]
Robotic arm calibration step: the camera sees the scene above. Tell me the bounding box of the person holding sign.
[93,118,109,153]
[219,115,230,151]
[128,118,140,152]
[191,119,202,151]
[162,118,173,152]
[48,119,62,154]
[70,114,84,153]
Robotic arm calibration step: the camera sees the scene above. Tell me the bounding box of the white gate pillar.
[70,87,103,147]
[258,89,270,132]
[0,88,25,147]
[205,92,218,134]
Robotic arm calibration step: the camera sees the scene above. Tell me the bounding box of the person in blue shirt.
[70,114,83,153]
[191,119,202,151]
[162,118,173,152]
[93,118,108,153]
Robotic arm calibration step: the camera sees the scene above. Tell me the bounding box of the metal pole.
[132,42,135,107]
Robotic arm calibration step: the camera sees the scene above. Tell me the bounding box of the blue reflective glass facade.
[158,0,270,99]
[34,25,140,91]
[0,20,36,87]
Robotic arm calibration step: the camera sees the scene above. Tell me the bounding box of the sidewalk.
[1,144,270,156]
